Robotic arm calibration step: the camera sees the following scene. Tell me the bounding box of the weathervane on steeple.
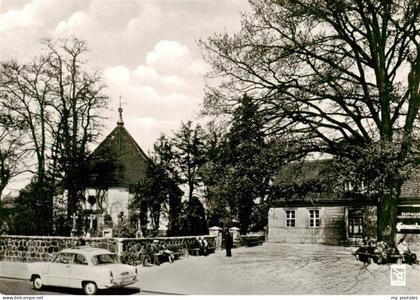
[117,95,124,126]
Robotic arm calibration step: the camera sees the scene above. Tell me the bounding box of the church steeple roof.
[117,96,124,126]
[117,107,124,126]
[86,106,150,187]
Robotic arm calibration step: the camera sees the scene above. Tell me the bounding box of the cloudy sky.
[0,0,249,152]
[0,0,251,192]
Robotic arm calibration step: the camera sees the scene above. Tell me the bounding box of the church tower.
[84,105,151,226]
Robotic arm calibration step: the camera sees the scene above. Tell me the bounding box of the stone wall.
[0,235,216,263]
[121,236,210,254]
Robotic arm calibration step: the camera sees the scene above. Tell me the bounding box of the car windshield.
[91,254,117,265]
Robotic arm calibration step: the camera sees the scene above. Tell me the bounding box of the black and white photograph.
[0,0,419,298]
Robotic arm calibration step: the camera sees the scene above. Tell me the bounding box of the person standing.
[225,230,233,257]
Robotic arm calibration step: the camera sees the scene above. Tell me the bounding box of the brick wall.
[0,235,216,262]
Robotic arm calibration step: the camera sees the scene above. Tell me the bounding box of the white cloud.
[122,117,177,153]
[103,66,131,86]
[54,11,88,34]
[132,65,158,78]
[1,0,249,154]
[2,0,251,192]
[103,39,204,131]
[146,40,190,73]
[132,64,186,89]
[0,1,41,33]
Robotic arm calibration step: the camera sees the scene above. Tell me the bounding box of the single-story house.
[268,160,420,250]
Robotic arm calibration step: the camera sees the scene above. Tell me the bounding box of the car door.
[47,252,72,287]
[69,253,89,288]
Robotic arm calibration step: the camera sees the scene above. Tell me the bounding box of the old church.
[81,106,150,227]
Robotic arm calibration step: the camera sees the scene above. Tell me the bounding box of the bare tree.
[0,56,55,234]
[200,0,419,244]
[0,37,107,234]
[43,38,107,233]
[0,110,28,202]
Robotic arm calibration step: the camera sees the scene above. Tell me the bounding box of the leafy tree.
[202,98,302,233]
[130,162,168,235]
[153,135,183,236]
[172,121,206,202]
[114,212,136,238]
[200,121,232,228]
[179,196,208,236]
[225,95,269,234]
[200,0,419,244]
[4,180,42,235]
[129,135,184,237]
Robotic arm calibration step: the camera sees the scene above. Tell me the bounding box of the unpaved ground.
[1,243,419,295]
[139,243,420,294]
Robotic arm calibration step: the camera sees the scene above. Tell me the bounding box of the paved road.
[0,278,183,295]
[0,278,142,295]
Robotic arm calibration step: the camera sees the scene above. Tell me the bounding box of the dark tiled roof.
[272,159,420,207]
[272,159,333,186]
[86,125,150,187]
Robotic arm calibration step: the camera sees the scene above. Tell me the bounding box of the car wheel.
[83,282,98,295]
[33,276,43,290]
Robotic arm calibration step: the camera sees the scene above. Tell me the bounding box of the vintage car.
[28,246,138,295]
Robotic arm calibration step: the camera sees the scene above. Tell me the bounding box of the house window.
[285,210,295,227]
[309,209,320,227]
[344,182,353,191]
[348,209,363,237]
[344,180,367,192]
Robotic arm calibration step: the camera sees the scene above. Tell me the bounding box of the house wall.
[84,187,170,233]
[268,207,346,244]
[84,187,130,225]
[268,206,377,245]
[107,187,130,222]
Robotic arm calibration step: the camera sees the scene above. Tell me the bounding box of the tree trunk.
[66,177,79,235]
[238,195,253,235]
[377,179,401,245]
[188,180,194,202]
[168,189,182,236]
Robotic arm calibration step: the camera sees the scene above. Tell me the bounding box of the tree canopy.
[200,0,419,243]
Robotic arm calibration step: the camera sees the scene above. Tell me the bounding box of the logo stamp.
[390,264,406,286]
